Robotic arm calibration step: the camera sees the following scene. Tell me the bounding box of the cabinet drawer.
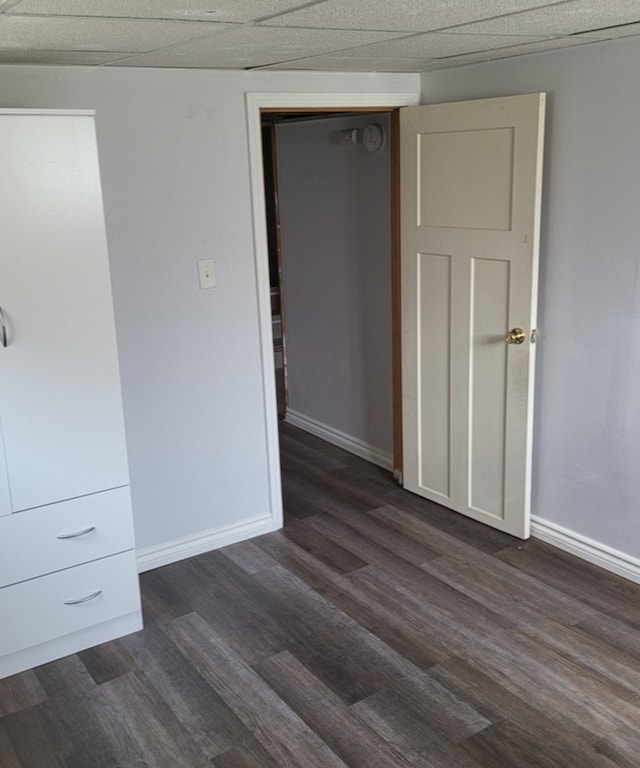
[0,487,135,587]
[0,550,140,658]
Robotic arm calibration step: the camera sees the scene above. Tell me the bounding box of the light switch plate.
[197,259,216,289]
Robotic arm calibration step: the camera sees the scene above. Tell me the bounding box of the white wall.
[276,113,393,458]
[422,37,640,560]
[0,66,419,560]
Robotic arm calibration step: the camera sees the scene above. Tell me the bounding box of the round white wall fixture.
[363,123,385,152]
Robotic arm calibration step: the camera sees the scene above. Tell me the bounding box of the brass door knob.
[505,328,526,345]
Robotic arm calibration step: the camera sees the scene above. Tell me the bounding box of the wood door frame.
[261,121,288,418]
[246,91,418,530]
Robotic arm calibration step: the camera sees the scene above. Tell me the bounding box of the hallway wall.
[276,113,393,462]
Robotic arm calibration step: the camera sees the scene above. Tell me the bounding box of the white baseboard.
[136,514,275,573]
[134,487,640,588]
[285,409,393,471]
[531,516,640,585]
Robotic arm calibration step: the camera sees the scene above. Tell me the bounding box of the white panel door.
[401,94,545,538]
[0,112,130,512]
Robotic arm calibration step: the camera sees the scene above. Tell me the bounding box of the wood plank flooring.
[2,421,640,766]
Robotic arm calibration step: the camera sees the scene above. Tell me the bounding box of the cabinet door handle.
[64,589,102,605]
[56,526,96,540]
[0,306,7,348]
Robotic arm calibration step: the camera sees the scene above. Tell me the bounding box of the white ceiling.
[0,0,639,71]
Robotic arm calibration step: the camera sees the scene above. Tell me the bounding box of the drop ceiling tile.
[264,55,429,72]
[6,0,307,23]
[106,48,270,69]
[0,48,132,65]
[430,35,602,68]
[576,21,640,39]
[260,0,557,32]
[265,35,604,72]
[449,0,640,37]
[0,14,230,53]
[341,32,551,60]
[258,34,604,72]
[106,25,408,68]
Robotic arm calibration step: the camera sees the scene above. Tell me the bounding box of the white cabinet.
[0,488,135,587]
[0,110,142,679]
[0,553,141,661]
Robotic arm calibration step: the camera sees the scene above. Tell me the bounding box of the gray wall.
[276,113,393,456]
[0,65,419,554]
[5,36,639,567]
[422,36,640,556]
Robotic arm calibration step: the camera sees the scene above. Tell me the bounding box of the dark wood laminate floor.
[2,423,640,767]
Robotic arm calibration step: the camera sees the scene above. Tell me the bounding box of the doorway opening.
[261,109,393,427]
[246,91,419,531]
[262,110,397,473]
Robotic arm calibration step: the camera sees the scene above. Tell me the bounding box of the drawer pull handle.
[57,526,96,540]
[64,589,102,606]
